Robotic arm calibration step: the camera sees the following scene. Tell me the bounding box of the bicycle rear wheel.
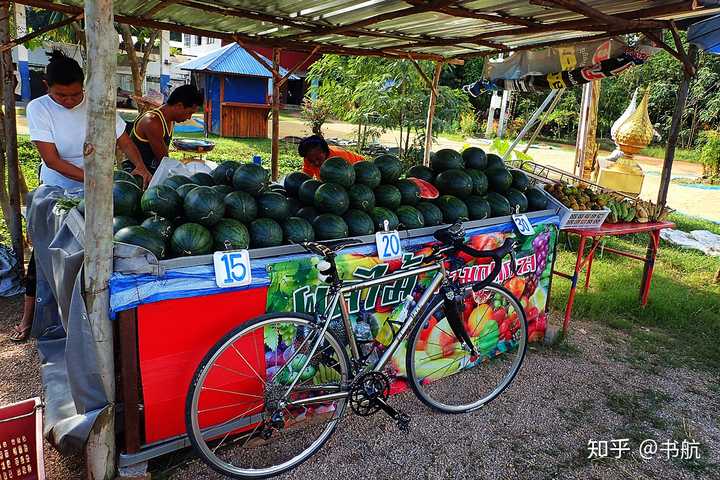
[186,313,350,479]
[406,283,527,413]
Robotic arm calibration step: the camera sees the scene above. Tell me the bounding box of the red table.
[552,221,674,334]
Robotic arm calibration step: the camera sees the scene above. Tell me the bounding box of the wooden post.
[423,61,442,167]
[271,47,280,181]
[83,0,117,478]
[0,2,25,275]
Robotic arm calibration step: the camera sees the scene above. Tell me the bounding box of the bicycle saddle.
[301,238,364,257]
[433,222,465,244]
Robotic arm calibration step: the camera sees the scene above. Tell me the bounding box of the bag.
[0,244,25,297]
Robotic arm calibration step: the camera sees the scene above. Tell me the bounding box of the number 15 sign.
[213,250,252,288]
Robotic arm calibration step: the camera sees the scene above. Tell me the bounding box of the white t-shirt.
[27,94,126,190]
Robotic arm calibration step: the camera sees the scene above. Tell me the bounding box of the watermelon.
[268,184,287,196]
[141,185,181,220]
[510,169,530,192]
[257,192,290,221]
[431,149,463,172]
[213,218,250,251]
[407,165,434,183]
[486,168,514,192]
[284,171,311,197]
[464,196,491,220]
[320,157,355,188]
[115,225,166,259]
[486,153,505,170]
[190,172,215,187]
[296,206,320,222]
[287,197,302,216]
[505,188,529,213]
[164,175,192,190]
[282,217,315,243]
[212,184,234,197]
[348,183,375,212]
[373,154,402,183]
[233,163,269,196]
[406,177,439,199]
[416,202,443,226]
[176,183,198,199]
[212,161,240,186]
[463,147,487,170]
[436,195,469,223]
[396,179,421,206]
[314,183,349,215]
[183,186,225,226]
[141,215,174,241]
[354,161,382,188]
[114,170,136,185]
[343,210,375,236]
[466,169,489,196]
[298,179,322,205]
[313,214,349,240]
[77,199,85,216]
[434,169,473,198]
[113,216,138,234]
[370,207,399,231]
[170,223,213,256]
[487,192,512,217]
[224,191,257,223]
[526,187,549,211]
[374,184,402,210]
[249,218,283,248]
[113,180,141,217]
[396,205,425,230]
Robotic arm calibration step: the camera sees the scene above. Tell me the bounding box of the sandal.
[8,325,31,343]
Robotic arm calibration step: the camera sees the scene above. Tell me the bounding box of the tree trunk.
[83,0,117,478]
[140,30,159,83]
[120,25,143,100]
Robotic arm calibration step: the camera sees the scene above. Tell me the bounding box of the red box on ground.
[0,397,45,480]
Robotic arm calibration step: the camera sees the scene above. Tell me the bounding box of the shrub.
[698,130,720,177]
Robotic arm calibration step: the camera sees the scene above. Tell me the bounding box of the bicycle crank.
[349,372,411,432]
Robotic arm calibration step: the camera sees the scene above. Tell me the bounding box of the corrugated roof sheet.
[178,43,298,78]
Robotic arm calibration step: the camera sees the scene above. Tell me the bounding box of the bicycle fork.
[441,284,478,357]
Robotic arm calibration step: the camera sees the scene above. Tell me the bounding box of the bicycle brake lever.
[509,250,518,275]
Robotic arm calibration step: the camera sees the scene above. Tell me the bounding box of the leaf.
[265,325,279,351]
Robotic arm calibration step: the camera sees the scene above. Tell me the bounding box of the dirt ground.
[2,293,718,480]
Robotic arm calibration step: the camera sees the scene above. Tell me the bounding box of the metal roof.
[14,1,720,61]
[178,43,298,78]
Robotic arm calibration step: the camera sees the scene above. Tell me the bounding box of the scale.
[172,138,216,164]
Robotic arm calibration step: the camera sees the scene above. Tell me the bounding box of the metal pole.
[423,61,442,167]
[501,89,560,162]
[83,0,117,477]
[271,48,280,181]
[497,89,510,138]
[522,89,564,154]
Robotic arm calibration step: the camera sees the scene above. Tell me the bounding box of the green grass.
[639,145,699,163]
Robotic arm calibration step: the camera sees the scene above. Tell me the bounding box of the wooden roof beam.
[0,12,83,52]
[529,0,667,30]
[405,0,540,28]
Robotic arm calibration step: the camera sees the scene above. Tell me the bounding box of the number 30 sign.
[213,250,252,288]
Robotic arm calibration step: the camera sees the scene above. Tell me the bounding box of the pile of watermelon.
[107,147,549,259]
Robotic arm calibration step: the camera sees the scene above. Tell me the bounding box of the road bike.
[186,222,528,478]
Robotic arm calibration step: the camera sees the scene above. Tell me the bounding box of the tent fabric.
[688,14,720,54]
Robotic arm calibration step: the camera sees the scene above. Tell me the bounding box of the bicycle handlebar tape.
[316,259,336,284]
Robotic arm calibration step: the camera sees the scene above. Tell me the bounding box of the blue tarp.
[689,14,720,54]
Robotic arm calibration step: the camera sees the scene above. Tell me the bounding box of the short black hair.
[298,135,330,157]
[167,84,203,107]
[46,50,84,86]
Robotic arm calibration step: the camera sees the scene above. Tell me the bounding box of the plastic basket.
[0,398,44,480]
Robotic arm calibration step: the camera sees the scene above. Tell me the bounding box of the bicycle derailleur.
[349,372,410,432]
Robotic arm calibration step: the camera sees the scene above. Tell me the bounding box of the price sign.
[213,250,252,288]
[512,214,535,236]
[375,230,403,262]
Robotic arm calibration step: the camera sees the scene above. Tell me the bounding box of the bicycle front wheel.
[406,283,527,413]
[186,313,350,479]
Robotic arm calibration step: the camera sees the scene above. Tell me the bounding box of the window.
[195,35,202,46]
[170,31,181,42]
[183,34,191,47]
[207,37,216,44]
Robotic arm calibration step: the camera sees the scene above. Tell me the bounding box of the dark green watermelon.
[282,217,315,243]
[396,205,425,230]
[77,199,85,216]
[115,225,166,259]
[462,147,487,170]
[249,218,283,248]
[284,171,311,197]
[434,169,473,198]
[464,196,491,220]
[183,186,225,226]
[407,165,434,183]
[296,206,320,222]
[190,172,215,187]
[487,192,512,217]
[268,184,287,196]
[287,197,302,216]
[212,161,240,186]
[354,161,382,188]
[486,168,514,193]
[370,207,399,231]
[396,179,421,206]
[526,187,549,211]
[256,192,290,221]
[176,183,198,199]
[233,163,269,196]
[113,170,136,185]
[431,149,463,173]
[374,184,402,210]
[141,185,181,219]
[224,191,257,223]
[298,179,322,205]
[141,215,173,241]
[505,188,529,213]
[436,195,469,223]
[113,216,138,235]
[373,154,402,183]
[510,169,530,192]
[313,214,349,240]
[170,223,213,256]
[486,154,505,170]
[314,183,349,215]
[113,180,141,217]
[164,175,192,190]
[320,157,355,188]
[466,169,489,196]
[212,184,234,197]
[343,209,375,236]
[213,218,249,251]
[348,183,375,212]
[416,202,443,226]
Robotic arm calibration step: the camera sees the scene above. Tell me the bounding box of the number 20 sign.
[213,250,252,288]
[375,230,403,262]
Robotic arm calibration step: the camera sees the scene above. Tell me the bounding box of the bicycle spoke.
[230,343,266,386]
[201,386,263,398]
